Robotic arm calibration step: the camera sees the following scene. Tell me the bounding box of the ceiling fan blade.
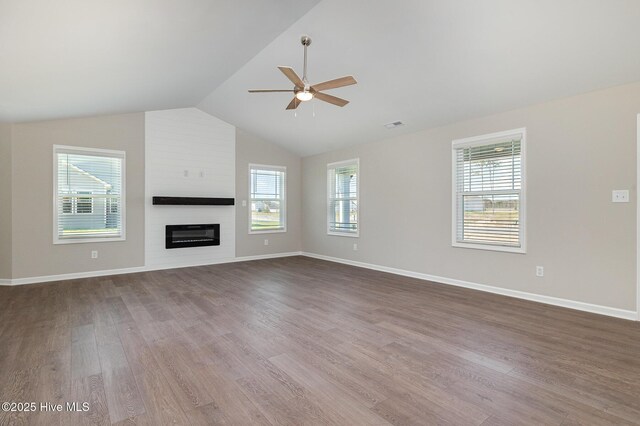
[311,76,357,92]
[314,92,349,107]
[248,89,294,93]
[278,66,304,88]
[285,97,301,110]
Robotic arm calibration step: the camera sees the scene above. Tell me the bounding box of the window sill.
[327,231,359,238]
[249,228,287,235]
[452,241,526,254]
[54,236,126,245]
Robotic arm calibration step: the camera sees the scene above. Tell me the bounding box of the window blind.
[55,147,124,241]
[250,165,286,232]
[328,160,358,235]
[454,135,523,248]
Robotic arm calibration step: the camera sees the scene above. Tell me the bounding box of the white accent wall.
[145,108,236,269]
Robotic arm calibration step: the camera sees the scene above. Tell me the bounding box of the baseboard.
[141,257,239,273]
[144,251,302,271]
[235,251,303,262]
[301,252,639,321]
[1,252,302,286]
[8,266,149,286]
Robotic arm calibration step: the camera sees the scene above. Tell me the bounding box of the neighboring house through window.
[452,128,526,253]
[327,158,359,236]
[61,191,94,214]
[76,191,94,214]
[249,164,286,233]
[62,196,73,214]
[54,145,125,243]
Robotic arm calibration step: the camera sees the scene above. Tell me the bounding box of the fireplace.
[165,224,220,249]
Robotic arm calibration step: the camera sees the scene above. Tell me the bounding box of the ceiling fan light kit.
[295,91,314,101]
[248,35,357,110]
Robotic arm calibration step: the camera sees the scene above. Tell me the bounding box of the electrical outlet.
[612,190,629,203]
[353,243,358,251]
[264,239,269,246]
[242,200,247,207]
[536,266,544,277]
[91,250,98,259]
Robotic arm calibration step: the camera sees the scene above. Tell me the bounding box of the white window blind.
[328,159,359,236]
[249,165,286,232]
[54,146,125,243]
[452,129,525,252]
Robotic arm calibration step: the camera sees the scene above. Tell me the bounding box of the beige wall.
[11,113,145,279]
[236,129,302,257]
[303,83,639,311]
[0,124,12,279]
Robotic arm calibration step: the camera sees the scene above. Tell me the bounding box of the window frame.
[327,158,360,238]
[248,163,287,234]
[451,128,526,254]
[53,145,126,245]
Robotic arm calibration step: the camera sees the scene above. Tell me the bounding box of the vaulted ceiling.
[0,0,320,122]
[3,0,640,156]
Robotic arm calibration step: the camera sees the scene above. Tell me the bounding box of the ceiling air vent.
[384,121,405,129]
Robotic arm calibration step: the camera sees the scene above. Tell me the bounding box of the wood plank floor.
[1,256,639,425]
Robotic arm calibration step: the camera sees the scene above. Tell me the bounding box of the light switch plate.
[612,190,629,203]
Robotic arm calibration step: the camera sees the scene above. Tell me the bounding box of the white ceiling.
[199,0,640,156]
[3,1,640,157]
[0,0,320,122]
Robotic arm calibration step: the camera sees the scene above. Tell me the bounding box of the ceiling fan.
[248,35,357,110]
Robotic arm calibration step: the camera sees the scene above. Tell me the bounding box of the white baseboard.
[301,252,639,321]
[7,266,148,286]
[141,257,239,274]
[1,252,302,286]
[235,251,302,262]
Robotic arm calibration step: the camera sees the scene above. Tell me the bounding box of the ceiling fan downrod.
[301,35,311,84]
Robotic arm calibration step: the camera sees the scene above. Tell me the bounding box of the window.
[54,145,125,243]
[76,191,94,214]
[452,128,525,253]
[249,165,286,233]
[62,196,73,214]
[107,197,119,214]
[327,159,359,236]
[61,191,94,214]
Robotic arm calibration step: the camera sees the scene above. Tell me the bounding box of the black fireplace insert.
[165,224,220,249]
